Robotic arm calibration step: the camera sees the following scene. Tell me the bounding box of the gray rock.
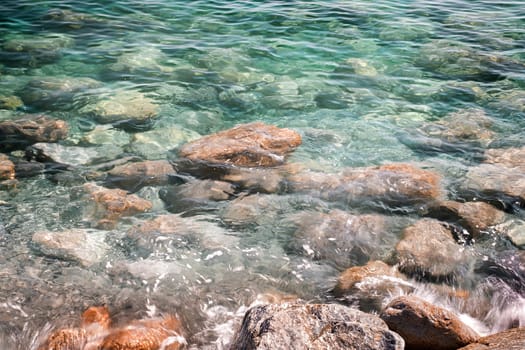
[128,126,200,160]
[32,229,109,267]
[29,142,122,167]
[1,33,74,67]
[229,303,404,350]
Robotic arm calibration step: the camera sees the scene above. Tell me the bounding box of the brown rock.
[457,327,525,350]
[484,146,525,170]
[221,194,277,226]
[288,163,442,207]
[394,219,468,280]
[100,314,185,350]
[222,166,286,193]
[178,122,302,168]
[38,306,110,350]
[0,115,68,151]
[106,160,176,191]
[380,295,479,350]
[83,183,152,229]
[0,154,15,180]
[424,200,505,238]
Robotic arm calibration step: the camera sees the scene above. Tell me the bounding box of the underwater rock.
[100,314,185,350]
[424,200,505,239]
[82,183,152,229]
[461,146,525,210]
[81,90,158,127]
[0,114,68,151]
[42,8,107,30]
[288,163,442,208]
[38,306,111,350]
[128,126,200,160]
[28,142,121,167]
[32,229,110,267]
[393,218,470,281]
[333,260,413,312]
[177,122,302,169]
[341,58,378,77]
[108,46,173,74]
[159,179,235,213]
[457,327,525,350]
[229,303,404,350]
[0,95,23,110]
[105,160,176,192]
[221,193,282,227]
[0,154,15,180]
[222,166,288,194]
[81,125,131,147]
[1,33,74,67]
[19,76,101,110]
[292,210,397,269]
[380,295,479,350]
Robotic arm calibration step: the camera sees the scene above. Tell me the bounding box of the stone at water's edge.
[393,218,469,281]
[177,122,302,168]
[229,303,404,350]
[424,200,505,238]
[105,160,176,192]
[0,154,15,180]
[380,295,479,350]
[0,115,68,151]
[457,327,525,350]
[82,183,152,229]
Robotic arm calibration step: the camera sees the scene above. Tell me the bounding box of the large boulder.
[32,229,110,267]
[288,163,442,208]
[176,122,302,171]
[380,295,479,350]
[229,303,404,350]
[461,146,525,209]
[457,327,525,350]
[81,183,152,229]
[105,160,176,192]
[424,200,505,239]
[393,218,469,281]
[0,115,68,151]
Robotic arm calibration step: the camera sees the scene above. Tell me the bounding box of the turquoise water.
[0,0,524,348]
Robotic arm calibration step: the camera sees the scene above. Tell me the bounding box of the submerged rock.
[288,163,442,208]
[393,218,469,281]
[128,126,200,160]
[230,303,404,350]
[292,210,398,268]
[42,8,107,30]
[105,160,176,192]
[424,200,505,239]
[1,33,74,67]
[333,260,413,312]
[0,95,23,110]
[457,327,525,350]
[19,76,101,110]
[82,183,152,229]
[108,46,173,74]
[0,115,68,151]
[177,122,302,170]
[32,228,110,267]
[380,295,479,350]
[0,154,15,180]
[28,142,120,167]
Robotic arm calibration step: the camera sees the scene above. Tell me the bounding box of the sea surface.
[0,0,524,348]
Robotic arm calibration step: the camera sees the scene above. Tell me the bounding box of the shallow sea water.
[0,0,525,348]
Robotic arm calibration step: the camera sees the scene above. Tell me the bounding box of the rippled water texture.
[0,0,525,349]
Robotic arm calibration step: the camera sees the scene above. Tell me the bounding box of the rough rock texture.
[0,95,23,110]
[105,160,176,192]
[38,306,111,350]
[457,327,525,350]
[293,210,398,269]
[32,229,110,267]
[333,261,413,311]
[221,194,279,227]
[222,166,287,193]
[461,146,525,209]
[380,295,479,350]
[28,142,120,167]
[0,115,68,151]
[177,122,302,169]
[0,154,15,180]
[1,33,74,67]
[288,163,442,207]
[129,126,200,159]
[100,315,185,350]
[394,219,468,281]
[82,183,152,229]
[229,303,404,350]
[160,179,235,213]
[424,200,505,238]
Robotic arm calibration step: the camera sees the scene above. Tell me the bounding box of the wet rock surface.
[177,122,302,169]
[105,160,176,192]
[393,219,470,281]
[0,154,15,180]
[230,303,404,350]
[380,295,480,350]
[0,115,68,151]
[457,327,525,350]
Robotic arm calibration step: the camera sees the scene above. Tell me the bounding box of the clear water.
[0,0,524,348]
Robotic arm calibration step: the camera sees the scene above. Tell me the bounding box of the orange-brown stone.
[0,154,15,180]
